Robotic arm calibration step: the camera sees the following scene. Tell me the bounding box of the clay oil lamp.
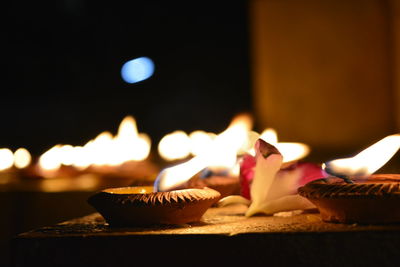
[298,134,400,224]
[88,186,220,227]
[87,114,256,227]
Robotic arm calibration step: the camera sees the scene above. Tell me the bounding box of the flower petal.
[239,157,326,201]
[246,194,316,216]
[242,139,324,217]
[239,154,255,200]
[246,139,283,216]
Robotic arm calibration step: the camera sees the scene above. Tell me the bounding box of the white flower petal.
[246,194,315,216]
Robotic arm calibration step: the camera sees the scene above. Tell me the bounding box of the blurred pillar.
[250,0,396,154]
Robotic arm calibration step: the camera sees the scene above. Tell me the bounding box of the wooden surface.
[12,204,400,267]
[0,170,156,267]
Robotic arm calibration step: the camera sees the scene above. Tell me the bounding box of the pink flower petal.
[295,162,328,186]
[239,141,326,201]
[239,154,255,200]
[246,140,283,216]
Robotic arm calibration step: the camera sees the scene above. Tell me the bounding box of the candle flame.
[114,116,151,162]
[324,134,400,177]
[158,130,191,161]
[189,130,216,156]
[259,128,310,163]
[158,130,217,161]
[275,143,310,163]
[38,116,151,175]
[0,148,14,171]
[260,128,278,145]
[154,113,253,191]
[38,145,63,172]
[14,148,32,169]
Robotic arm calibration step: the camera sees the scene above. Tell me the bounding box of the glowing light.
[117,116,139,139]
[158,130,217,161]
[37,115,151,174]
[260,128,278,145]
[14,148,31,169]
[324,134,400,177]
[158,131,191,161]
[71,146,91,170]
[155,113,253,191]
[121,57,154,83]
[38,145,63,171]
[208,113,253,169]
[114,116,151,162]
[258,128,309,163]
[275,142,310,163]
[189,130,216,156]
[0,148,14,171]
[88,132,115,166]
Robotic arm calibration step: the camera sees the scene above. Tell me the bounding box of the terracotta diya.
[298,174,400,224]
[88,186,221,226]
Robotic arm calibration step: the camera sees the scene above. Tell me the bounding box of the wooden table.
[11,204,400,267]
[1,170,157,267]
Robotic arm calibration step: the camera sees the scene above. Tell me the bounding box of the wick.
[335,174,354,184]
[323,164,354,184]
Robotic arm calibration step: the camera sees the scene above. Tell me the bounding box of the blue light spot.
[121,57,155,84]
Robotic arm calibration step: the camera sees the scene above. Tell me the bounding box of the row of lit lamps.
[0,115,308,173]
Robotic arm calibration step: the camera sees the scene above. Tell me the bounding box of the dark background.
[3,1,252,157]
[2,3,251,266]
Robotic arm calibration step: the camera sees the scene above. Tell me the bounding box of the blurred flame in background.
[0,113,310,186]
[37,116,151,177]
[158,131,192,161]
[0,148,31,171]
[189,131,217,156]
[0,149,15,171]
[158,130,218,161]
[13,148,32,169]
[155,113,310,191]
[158,117,310,164]
[155,113,254,191]
[259,128,310,163]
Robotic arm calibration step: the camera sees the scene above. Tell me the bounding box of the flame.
[158,131,191,161]
[208,113,253,168]
[38,145,63,172]
[114,116,151,162]
[37,116,151,175]
[155,113,253,191]
[158,130,217,160]
[57,145,75,166]
[260,128,278,144]
[71,146,91,170]
[324,134,400,177]
[0,148,14,171]
[259,128,309,162]
[0,147,32,171]
[189,130,216,156]
[154,156,209,191]
[14,148,32,169]
[275,142,310,163]
[90,131,118,166]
